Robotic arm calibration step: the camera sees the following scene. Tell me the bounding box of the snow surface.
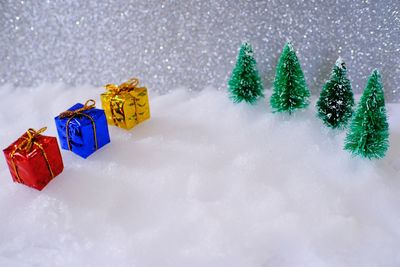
[0,84,400,267]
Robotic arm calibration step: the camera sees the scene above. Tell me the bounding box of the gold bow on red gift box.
[10,127,54,183]
[101,77,150,130]
[3,126,64,190]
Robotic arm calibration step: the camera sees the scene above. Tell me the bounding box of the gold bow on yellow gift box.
[101,78,150,130]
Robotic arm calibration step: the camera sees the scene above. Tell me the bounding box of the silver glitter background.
[1,0,399,101]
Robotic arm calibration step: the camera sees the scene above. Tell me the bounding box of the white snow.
[0,84,400,267]
[286,41,294,51]
[335,57,345,69]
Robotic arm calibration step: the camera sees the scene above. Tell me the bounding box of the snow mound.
[0,84,399,266]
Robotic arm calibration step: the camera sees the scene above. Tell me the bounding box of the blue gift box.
[54,101,110,158]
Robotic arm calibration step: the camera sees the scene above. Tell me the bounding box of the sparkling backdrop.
[1,0,399,101]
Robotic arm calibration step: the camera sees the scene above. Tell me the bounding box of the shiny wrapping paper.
[54,102,110,158]
[101,79,150,130]
[3,129,64,190]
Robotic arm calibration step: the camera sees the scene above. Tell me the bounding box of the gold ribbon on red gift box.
[10,127,54,183]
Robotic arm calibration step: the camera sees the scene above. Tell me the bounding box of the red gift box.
[3,127,64,190]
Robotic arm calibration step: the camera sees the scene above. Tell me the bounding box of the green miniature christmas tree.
[270,42,310,113]
[228,42,264,104]
[316,57,355,129]
[344,69,389,159]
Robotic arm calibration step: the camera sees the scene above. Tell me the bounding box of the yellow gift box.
[101,78,150,130]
